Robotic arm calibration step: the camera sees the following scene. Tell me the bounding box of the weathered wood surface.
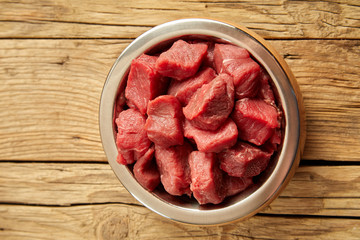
[0,0,360,39]
[1,0,360,239]
[0,39,359,161]
[0,163,359,217]
[1,204,359,240]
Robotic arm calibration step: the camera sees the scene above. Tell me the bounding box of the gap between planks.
[1,160,360,166]
[0,202,358,220]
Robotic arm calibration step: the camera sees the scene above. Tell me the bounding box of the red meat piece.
[155,40,208,81]
[183,73,234,131]
[224,175,253,197]
[145,95,184,147]
[232,98,279,146]
[125,54,168,115]
[257,69,276,105]
[203,41,215,68]
[114,91,126,119]
[222,58,260,99]
[116,149,135,165]
[218,142,272,178]
[213,43,250,73]
[115,109,151,165]
[155,142,193,196]
[133,146,160,191]
[262,128,282,154]
[183,118,238,153]
[167,67,217,106]
[189,151,225,205]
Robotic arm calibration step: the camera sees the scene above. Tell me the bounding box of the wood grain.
[0,0,359,39]
[0,204,359,240]
[1,163,359,217]
[0,39,359,161]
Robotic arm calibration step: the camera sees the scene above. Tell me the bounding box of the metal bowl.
[99,18,306,225]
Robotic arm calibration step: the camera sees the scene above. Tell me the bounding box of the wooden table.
[1,1,359,239]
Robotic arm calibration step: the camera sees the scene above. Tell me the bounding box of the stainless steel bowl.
[99,18,305,225]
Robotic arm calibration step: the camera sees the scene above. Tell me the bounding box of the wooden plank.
[0,0,359,39]
[270,40,360,161]
[1,163,359,217]
[0,39,359,161]
[0,204,359,240]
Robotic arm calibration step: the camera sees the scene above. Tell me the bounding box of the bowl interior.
[112,34,284,210]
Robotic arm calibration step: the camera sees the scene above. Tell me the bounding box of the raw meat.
[116,149,135,165]
[218,142,272,177]
[125,54,168,115]
[224,175,253,197]
[213,43,250,73]
[155,142,193,196]
[232,98,279,146]
[167,67,217,106]
[222,58,260,99]
[115,108,151,164]
[155,40,208,81]
[145,95,184,147]
[183,118,238,153]
[183,73,234,131]
[115,39,284,205]
[133,146,160,191]
[257,69,276,105]
[189,151,225,204]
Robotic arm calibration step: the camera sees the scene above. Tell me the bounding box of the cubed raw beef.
[183,73,234,131]
[203,41,215,68]
[218,142,272,178]
[116,149,135,165]
[125,54,168,115]
[155,40,208,81]
[115,108,151,158]
[133,146,160,191]
[167,67,216,106]
[257,69,276,105]
[232,98,279,146]
[155,142,193,196]
[222,58,260,99]
[224,175,253,197]
[213,43,250,73]
[262,128,282,154]
[184,118,238,153]
[114,91,126,119]
[189,151,225,204]
[145,95,184,147]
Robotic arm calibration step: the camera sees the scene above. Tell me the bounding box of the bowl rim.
[99,18,305,225]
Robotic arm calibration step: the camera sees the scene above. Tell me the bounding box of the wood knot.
[96,211,129,240]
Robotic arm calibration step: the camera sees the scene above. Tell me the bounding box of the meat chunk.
[232,98,279,146]
[167,67,217,106]
[189,151,225,204]
[203,41,215,69]
[257,69,276,105]
[125,54,168,115]
[183,73,234,131]
[224,175,253,197]
[222,58,260,99]
[214,44,260,99]
[155,40,208,81]
[218,142,272,178]
[213,43,250,73]
[116,149,135,165]
[145,95,184,147]
[115,108,151,165]
[184,118,238,153]
[155,142,193,196]
[133,146,160,191]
